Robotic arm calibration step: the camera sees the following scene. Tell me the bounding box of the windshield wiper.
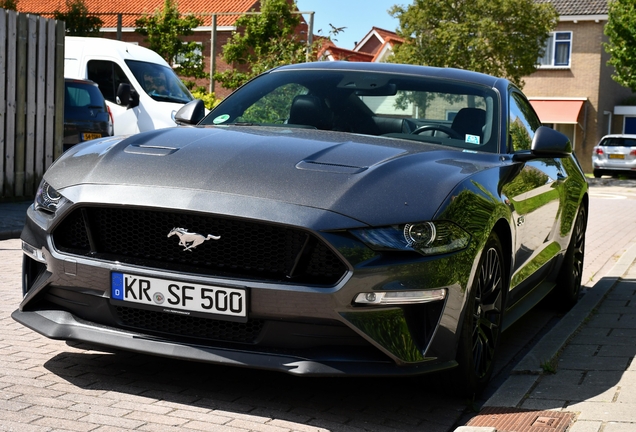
[149,94,191,104]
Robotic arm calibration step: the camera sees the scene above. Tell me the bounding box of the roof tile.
[17,0,261,27]
[535,0,608,16]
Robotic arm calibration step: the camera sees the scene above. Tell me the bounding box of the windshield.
[65,81,106,110]
[601,137,636,147]
[126,59,193,104]
[201,69,500,153]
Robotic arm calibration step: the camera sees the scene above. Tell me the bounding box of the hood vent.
[124,144,179,156]
[296,160,367,174]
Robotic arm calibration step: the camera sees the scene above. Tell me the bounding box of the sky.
[295,0,402,50]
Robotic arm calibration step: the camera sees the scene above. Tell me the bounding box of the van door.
[87,60,140,135]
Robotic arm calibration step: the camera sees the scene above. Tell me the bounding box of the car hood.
[46,126,501,226]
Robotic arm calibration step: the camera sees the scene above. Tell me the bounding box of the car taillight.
[630,149,636,156]
[595,147,604,155]
[107,105,114,135]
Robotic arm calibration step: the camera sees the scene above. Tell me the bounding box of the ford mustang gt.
[14,62,588,395]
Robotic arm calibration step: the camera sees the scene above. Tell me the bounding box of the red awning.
[529,99,585,124]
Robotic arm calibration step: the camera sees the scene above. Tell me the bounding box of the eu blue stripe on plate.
[111,272,124,300]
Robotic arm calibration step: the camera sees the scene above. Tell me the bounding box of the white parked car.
[64,37,195,136]
[592,134,636,178]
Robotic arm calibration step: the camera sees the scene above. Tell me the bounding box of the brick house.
[317,27,403,63]
[525,0,635,173]
[17,0,311,99]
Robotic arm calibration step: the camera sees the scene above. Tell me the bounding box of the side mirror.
[513,126,571,161]
[116,83,139,109]
[175,99,206,126]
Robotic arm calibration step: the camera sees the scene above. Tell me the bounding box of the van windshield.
[126,60,193,104]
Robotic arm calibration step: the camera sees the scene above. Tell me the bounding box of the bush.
[190,90,221,110]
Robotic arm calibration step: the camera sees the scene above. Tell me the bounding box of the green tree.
[54,0,103,36]
[389,0,558,88]
[1,0,18,10]
[214,0,308,90]
[605,0,636,92]
[135,0,208,87]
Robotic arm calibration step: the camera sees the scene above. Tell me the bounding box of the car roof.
[64,77,99,87]
[271,61,504,88]
[599,134,636,140]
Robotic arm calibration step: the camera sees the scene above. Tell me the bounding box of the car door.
[505,91,565,303]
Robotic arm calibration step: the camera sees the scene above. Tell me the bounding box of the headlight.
[351,221,470,256]
[34,181,65,213]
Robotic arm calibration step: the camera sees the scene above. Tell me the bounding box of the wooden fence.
[1,9,64,201]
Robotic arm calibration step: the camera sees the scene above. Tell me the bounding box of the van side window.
[87,60,131,103]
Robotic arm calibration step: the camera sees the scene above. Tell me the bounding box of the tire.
[454,232,506,397]
[553,206,587,310]
[593,169,602,178]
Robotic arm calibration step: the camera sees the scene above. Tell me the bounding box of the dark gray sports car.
[14,62,588,395]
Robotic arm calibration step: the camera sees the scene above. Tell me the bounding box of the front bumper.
[16,189,475,376]
[11,308,457,376]
[592,156,636,172]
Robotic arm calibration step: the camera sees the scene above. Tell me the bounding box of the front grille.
[114,306,264,343]
[52,207,347,285]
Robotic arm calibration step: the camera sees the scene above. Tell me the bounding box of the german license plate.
[82,132,102,141]
[111,272,247,320]
[609,154,625,159]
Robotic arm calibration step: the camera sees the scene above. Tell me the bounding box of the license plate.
[111,272,247,320]
[82,132,102,141]
[609,154,625,159]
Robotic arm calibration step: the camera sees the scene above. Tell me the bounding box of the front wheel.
[454,232,506,397]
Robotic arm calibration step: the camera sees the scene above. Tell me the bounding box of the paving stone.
[32,416,100,432]
[568,420,603,432]
[582,370,624,386]
[596,344,636,357]
[603,422,636,432]
[567,401,636,422]
[558,355,630,371]
[519,398,566,411]
[226,418,292,432]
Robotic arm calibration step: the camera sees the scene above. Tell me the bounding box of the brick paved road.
[2,183,636,431]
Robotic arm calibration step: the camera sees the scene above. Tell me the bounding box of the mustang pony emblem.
[167,227,220,252]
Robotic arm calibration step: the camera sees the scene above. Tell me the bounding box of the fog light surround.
[22,241,46,263]
[354,289,446,305]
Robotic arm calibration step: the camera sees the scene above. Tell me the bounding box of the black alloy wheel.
[455,232,505,396]
[553,206,587,310]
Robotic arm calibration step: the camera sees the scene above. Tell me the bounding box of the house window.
[174,42,203,67]
[538,32,572,68]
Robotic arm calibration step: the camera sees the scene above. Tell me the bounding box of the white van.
[64,36,195,135]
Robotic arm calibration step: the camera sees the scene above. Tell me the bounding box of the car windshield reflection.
[201,69,499,153]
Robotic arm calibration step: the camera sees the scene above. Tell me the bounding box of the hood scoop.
[124,144,179,156]
[296,141,405,174]
[296,160,367,174]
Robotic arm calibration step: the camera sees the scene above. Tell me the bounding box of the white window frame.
[537,31,572,68]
